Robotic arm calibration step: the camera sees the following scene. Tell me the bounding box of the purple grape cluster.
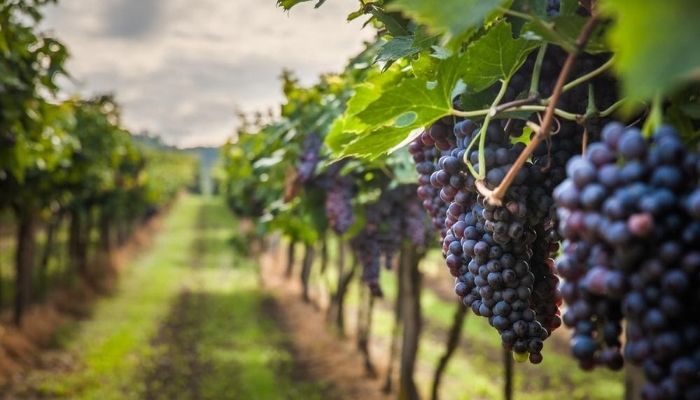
[325,174,355,235]
[351,230,383,296]
[556,122,700,398]
[296,133,322,184]
[472,121,573,357]
[411,116,572,363]
[352,185,429,296]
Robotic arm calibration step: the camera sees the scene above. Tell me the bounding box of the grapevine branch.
[478,15,600,206]
[492,97,540,115]
[452,102,579,120]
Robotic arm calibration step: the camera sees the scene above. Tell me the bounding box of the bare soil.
[259,246,392,400]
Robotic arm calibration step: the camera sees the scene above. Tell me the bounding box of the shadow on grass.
[141,288,333,400]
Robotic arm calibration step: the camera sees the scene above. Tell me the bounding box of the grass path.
[9,195,327,400]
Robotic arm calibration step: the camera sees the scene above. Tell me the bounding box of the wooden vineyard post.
[357,283,378,377]
[300,242,315,302]
[625,363,645,400]
[504,348,513,400]
[398,240,422,400]
[285,240,296,278]
[14,207,37,326]
[431,303,468,400]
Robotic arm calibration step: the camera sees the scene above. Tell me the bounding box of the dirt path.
[259,247,392,400]
[141,199,211,400]
[142,291,209,400]
[138,196,362,400]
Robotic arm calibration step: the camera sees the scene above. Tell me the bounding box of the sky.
[42,0,375,147]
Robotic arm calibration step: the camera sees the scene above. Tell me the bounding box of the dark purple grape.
[556,122,700,394]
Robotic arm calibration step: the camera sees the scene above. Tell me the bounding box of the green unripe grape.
[513,351,529,363]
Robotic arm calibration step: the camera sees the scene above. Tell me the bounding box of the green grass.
[30,196,198,399]
[21,195,327,400]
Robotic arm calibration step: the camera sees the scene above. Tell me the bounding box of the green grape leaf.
[388,0,508,37]
[328,56,468,159]
[375,37,421,66]
[368,7,409,36]
[276,0,324,10]
[355,79,446,126]
[412,26,440,50]
[560,0,579,15]
[601,0,700,99]
[341,125,423,160]
[326,56,466,159]
[462,21,539,92]
[324,78,389,153]
[460,87,499,111]
[357,54,468,126]
[277,0,310,10]
[375,27,438,70]
[511,0,548,18]
[325,115,365,154]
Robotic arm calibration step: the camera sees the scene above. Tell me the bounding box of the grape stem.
[453,101,603,123]
[498,7,533,21]
[451,103,578,120]
[529,44,548,97]
[466,77,511,179]
[641,93,663,138]
[492,97,541,115]
[502,104,579,121]
[546,56,615,101]
[480,15,600,206]
[475,179,494,200]
[599,99,627,117]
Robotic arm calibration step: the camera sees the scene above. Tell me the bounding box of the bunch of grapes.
[556,122,700,397]
[352,185,429,296]
[324,171,355,235]
[464,123,561,362]
[411,114,573,363]
[351,230,383,296]
[296,133,322,184]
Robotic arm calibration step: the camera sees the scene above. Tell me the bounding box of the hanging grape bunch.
[556,122,700,397]
[352,185,429,296]
[323,161,355,235]
[296,133,322,185]
[408,111,579,363]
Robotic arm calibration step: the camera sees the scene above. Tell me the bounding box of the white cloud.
[42,0,374,147]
